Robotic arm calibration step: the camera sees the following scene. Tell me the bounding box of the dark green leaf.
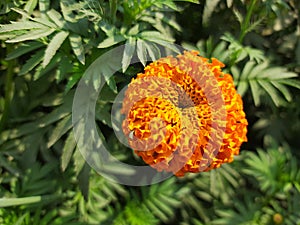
[19,49,44,75]
[6,41,44,60]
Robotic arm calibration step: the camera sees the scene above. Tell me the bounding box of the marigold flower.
[121,50,248,176]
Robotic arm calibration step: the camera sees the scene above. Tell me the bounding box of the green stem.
[0,44,15,132]
[239,0,257,43]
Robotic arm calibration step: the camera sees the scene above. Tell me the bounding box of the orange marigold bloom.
[121,50,248,176]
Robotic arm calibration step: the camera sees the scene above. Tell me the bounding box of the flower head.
[121,50,247,176]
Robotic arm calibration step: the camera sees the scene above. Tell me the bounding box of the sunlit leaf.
[43,30,69,67]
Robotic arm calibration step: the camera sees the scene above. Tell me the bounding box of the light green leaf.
[146,39,180,54]
[237,81,249,97]
[278,79,300,89]
[69,33,85,65]
[46,9,65,28]
[139,31,175,42]
[122,37,136,72]
[24,0,38,14]
[258,80,283,106]
[0,21,46,33]
[154,1,178,11]
[32,17,57,28]
[136,39,147,66]
[271,81,292,102]
[39,0,50,15]
[97,35,126,48]
[6,28,55,43]
[0,195,60,207]
[249,80,261,106]
[43,30,69,67]
[144,41,161,61]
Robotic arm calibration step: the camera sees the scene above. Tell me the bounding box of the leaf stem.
[239,0,257,43]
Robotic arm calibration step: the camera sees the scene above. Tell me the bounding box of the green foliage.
[1,0,300,224]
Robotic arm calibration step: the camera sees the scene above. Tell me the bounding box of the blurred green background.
[0,0,300,224]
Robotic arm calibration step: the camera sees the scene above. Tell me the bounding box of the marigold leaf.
[139,31,175,43]
[122,37,136,72]
[6,28,55,43]
[0,21,46,33]
[69,33,85,65]
[249,80,261,106]
[257,80,283,106]
[47,115,72,148]
[43,30,69,68]
[278,79,300,89]
[46,9,65,28]
[271,81,292,102]
[19,49,44,75]
[24,0,38,14]
[34,53,61,80]
[136,39,147,66]
[97,34,126,48]
[237,81,248,97]
[144,41,161,61]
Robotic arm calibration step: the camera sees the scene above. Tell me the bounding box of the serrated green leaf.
[73,148,85,176]
[47,115,72,148]
[122,37,136,72]
[144,41,161,61]
[6,28,55,43]
[34,53,61,80]
[136,39,147,66]
[139,31,175,42]
[258,80,283,106]
[97,35,126,48]
[258,67,297,80]
[6,41,44,60]
[32,17,57,28]
[61,131,76,171]
[278,79,300,89]
[24,0,38,14]
[46,9,65,28]
[19,49,44,75]
[0,21,46,33]
[43,30,69,67]
[69,33,85,65]
[271,81,292,102]
[154,1,178,11]
[39,0,50,15]
[146,39,180,54]
[249,80,261,106]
